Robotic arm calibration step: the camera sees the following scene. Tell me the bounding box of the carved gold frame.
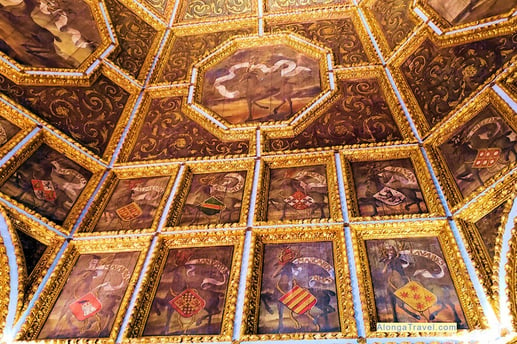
[0,0,113,85]
[390,24,517,138]
[150,22,258,86]
[425,89,517,211]
[0,95,35,161]
[455,183,517,312]
[172,0,258,26]
[414,0,517,35]
[78,165,179,235]
[124,230,245,342]
[351,220,487,337]
[254,152,343,224]
[359,0,423,58]
[0,65,141,162]
[262,66,416,153]
[264,8,379,67]
[104,0,169,82]
[0,130,105,234]
[241,225,357,340]
[3,207,65,322]
[506,218,517,332]
[117,87,257,164]
[263,0,353,15]
[18,236,151,343]
[0,207,14,332]
[341,145,443,221]
[192,32,334,134]
[167,159,255,229]
[498,65,517,106]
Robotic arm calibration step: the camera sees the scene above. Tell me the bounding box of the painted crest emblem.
[279,285,317,314]
[31,179,57,202]
[200,196,225,215]
[69,292,102,321]
[284,191,314,210]
[473,148,501,168]
[394,281,436,312]
[169,289,206,318]
[116,201,143,221]
[373,186,406,206]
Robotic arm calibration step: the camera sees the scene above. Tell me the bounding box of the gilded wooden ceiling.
[0,0,516,343]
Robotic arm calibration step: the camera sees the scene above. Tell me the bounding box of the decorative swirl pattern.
[159,28,253,83]
[105,0,158,78]
[267,78,402,152]
[268,18,369,66]
[369,0,415,50]
[182,0,252,20]
[142,0,170,14]
[128,96,249,161]
[267,0,344,12]
[400,34,517,128]
[0,74,130,156]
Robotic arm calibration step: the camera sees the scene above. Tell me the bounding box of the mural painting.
[474,202,506,259]
[426,0,517,25]
[143,246,234,336]
[177,171,247,226]
[365,237,467,328]
[258,241,340,334]
[267,165,329,221]
[93,176,170,232]
[350,158,428,217]
[201,45,321,124]
[438,104,517,198]
[0,0,102,68]
[38,252,140,339]
[0,116,20,147]
[0,144,92,225]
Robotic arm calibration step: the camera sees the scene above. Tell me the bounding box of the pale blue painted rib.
[233,230,252,340]
[156,163,186,232]
[247,159,261,227]
[12,240,69,336]
[116,235,158,343]
[0,212,19,340]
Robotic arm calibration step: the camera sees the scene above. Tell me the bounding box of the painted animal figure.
[268,172,328,221]
[260,260,337,332]
[149,261,228,335]
[380,245,465,327]
[213,59,316,122]
[358,166,424,216]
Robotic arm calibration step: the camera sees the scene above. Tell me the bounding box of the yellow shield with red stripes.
[278,285,316,314]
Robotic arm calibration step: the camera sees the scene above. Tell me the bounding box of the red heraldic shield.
[278,285,317,314]
[169,289,206,318]
[284,191,314,210]
[473,148,501,168]
[31,179,57,202]
[69,293,102,321]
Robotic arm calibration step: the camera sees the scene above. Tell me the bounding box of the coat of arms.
[31,179,57,202]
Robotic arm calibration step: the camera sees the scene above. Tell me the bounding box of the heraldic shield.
[69,292,102,321]
[169,288,206,318]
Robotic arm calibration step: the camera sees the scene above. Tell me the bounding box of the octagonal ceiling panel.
[193,33,333,133]
[0,0,113,81]
[416,0,517,31]
[199,44,321,125]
